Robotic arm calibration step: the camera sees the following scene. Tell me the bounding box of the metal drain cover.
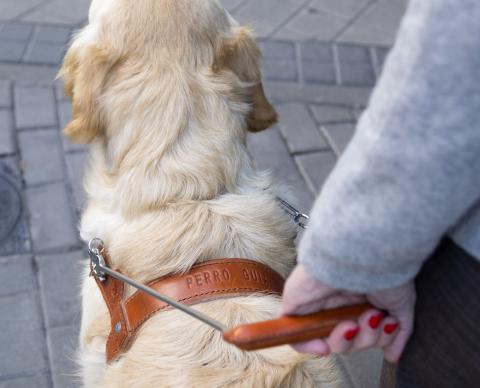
[0,172,22,242]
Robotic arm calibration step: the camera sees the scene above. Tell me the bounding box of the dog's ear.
[58,42,119,143]
[214,27,277,132]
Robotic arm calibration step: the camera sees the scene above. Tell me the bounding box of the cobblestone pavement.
[0,1,408,387]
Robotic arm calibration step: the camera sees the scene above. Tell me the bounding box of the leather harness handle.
[222,303,374,351]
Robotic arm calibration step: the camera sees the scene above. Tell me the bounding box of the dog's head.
[58,0,277,144]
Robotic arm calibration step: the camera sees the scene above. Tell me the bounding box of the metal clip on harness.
[276,197,309,229]
[88,238,107,282]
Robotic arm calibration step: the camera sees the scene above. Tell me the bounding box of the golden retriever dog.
[59,0,348,386]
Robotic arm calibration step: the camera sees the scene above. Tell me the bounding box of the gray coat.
[299,0,480,292]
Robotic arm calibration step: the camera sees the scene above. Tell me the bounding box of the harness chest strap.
[93,254,285,363]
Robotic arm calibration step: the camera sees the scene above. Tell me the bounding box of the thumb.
[281,265,335,316]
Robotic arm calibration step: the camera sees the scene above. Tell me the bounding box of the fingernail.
[368,313,385,329]
[384,323,399,334]
[344,327,359,341]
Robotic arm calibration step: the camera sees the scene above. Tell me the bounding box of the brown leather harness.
[93,250,285,363]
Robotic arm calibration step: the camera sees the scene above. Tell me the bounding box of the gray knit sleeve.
[298,0,480,292]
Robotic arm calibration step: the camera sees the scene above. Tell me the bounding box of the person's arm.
[300,0,480,292]
[282,0,480,362]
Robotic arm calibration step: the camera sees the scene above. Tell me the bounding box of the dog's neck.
[87,70,261,218]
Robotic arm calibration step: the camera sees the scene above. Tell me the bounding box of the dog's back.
[59,1,349,386]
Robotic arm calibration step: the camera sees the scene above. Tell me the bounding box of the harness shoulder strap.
[94,255,285,363]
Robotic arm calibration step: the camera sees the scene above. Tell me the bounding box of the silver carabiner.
[276,197,309,229]
[88,238,107,282]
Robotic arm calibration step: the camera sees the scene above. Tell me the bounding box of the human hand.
[281,264,416,363]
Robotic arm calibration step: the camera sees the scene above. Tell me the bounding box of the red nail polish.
[344,327,359,341]
[384,323,399,334]
[368,313,385,329]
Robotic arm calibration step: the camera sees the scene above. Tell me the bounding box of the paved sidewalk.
[0,1,407,387]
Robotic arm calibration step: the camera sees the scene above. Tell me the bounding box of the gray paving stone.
[0,373,50,388]
[341,62,376,87]
[0,0,45,21]
[265,81,372,106]
[263,59,298,82]
[337,44,375,86]
[18,128,65,185]
[221,0,247,12]
[260,40,295,60]
[0,62,59,83]
[337,43,371,63]
[65,152,87,211]
[21,0,91,25]
[340,349,384,388]
[0,255,35,296]
[0,109,15,155]
[336,0,407,46]
[295,150,337,193]
[276,103,328,153]
[299,41,337,84]
[0,292,47,377]
[310,104,354,123]
[0,80,11,107]
[0,40,27,62]
[0,23,34,41]
[274,6,348,41]
[26,182,79,252]
[321,122,355,155]
[233,0,305,38]
[37,250,84,328]
[36,25,72,43]
[309,0,370,18]
[247,128,314,211]
[47,324,81,388]
[14,84,57,129]
[300,41,332,61]
[302,61,336,85]
[25,41,65,65]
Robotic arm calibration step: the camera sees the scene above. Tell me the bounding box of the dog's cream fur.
[59,1,348,386]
